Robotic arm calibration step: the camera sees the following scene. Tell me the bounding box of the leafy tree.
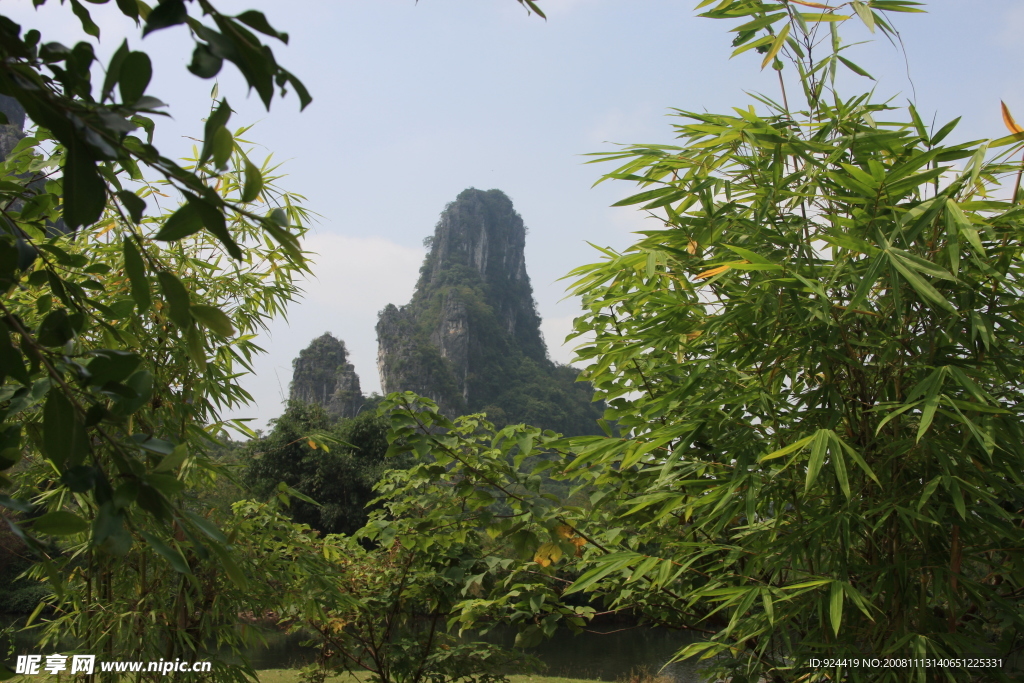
[366,3,1024,683]
[0,6,317,666]
[243,402,396,536]
[0,1,547,676]
[553,1,1024,681]
[308,392,597,683]
[13,133,312,680]
[0,0,551,547]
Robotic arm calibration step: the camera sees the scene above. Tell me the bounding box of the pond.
[2,616,713,682]
[242,624,711,682]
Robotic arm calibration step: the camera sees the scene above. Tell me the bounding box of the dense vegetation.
[0,1,1021,683]
[243,400,396,537]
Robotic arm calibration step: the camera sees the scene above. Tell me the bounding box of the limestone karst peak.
[375,188,602,435]
[289,333,364,420]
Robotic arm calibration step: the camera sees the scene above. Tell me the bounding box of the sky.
[5,0,1024,431]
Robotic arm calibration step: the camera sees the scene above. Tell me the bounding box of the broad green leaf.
[888,252,956,313]
[185,324,207,371]
[62,139,106,230]
[86,350,141,386]
[33,511,89,536]
[191,196,243,259]
[837,56,873,80]
[43,391,89,469]
[830,432,851,499]
[157,271,191,328]
[155,443,188,473]
[833,435,880,486]
[37,308,75,347]
[142,0,187,36]
[122,237,151,313]
[139,531,191,574]
[190,304,235,337]
[155,200,203,241]
[852,0,875,32]
[119,51,152,104]
[102,40,131,101]
[758,435,813,462]
[117,190,146,223]
[235,10,289,42]
[199,98,231,166]
[212,126,233,170]
[208,541,247,590]
[70,0,100,37]
[242,157,264,202]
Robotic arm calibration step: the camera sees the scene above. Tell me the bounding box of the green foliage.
[549,1,1024,680]
[309,527,535,683]
[0,523,46,615]
[0,0,309,244]
[375,393,596,650]
[235,395,562,683]
[0,1,545,679]
[362,4,1024,683]
[244,402,396,537]
[3,126,311,677]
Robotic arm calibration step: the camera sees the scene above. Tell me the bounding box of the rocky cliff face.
[0,94,67,236]
[376,188,602,436]
[0,95,27,161]
[289,333,364,420]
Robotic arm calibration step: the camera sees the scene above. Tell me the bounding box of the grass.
[255,671,604,683]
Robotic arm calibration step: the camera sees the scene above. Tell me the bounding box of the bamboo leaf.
[1001,101,1023,135]
[829,432,851,499]
[761,24,790,70]
[758,435,814,463]
[829,581,844,636]
[852,0,875,32]
[804,429,829,494]
[837,56,874,80]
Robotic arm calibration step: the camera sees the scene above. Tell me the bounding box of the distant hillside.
[289,333,364,420]
[376,188,603,436]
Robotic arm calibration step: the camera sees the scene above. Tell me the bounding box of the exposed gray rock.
[0,95,27,160]
[376,188,603,435]
[290,333,364,420]
[0,94,68,236]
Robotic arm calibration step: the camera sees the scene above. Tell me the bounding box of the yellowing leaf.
[308,440,317,449]
[555,524,574,539]
[761,23,791,70]
[687,238,698,255]
[693,264,734,280]
[533,542,563,567]
[1001,101,1023,135]
[95,219,116,237]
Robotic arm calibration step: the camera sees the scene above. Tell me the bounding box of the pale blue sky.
[6,0,1023,431]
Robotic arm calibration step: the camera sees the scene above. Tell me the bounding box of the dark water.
[479,624,708,682]
[2,617,712,682]
[240,624,710,682]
